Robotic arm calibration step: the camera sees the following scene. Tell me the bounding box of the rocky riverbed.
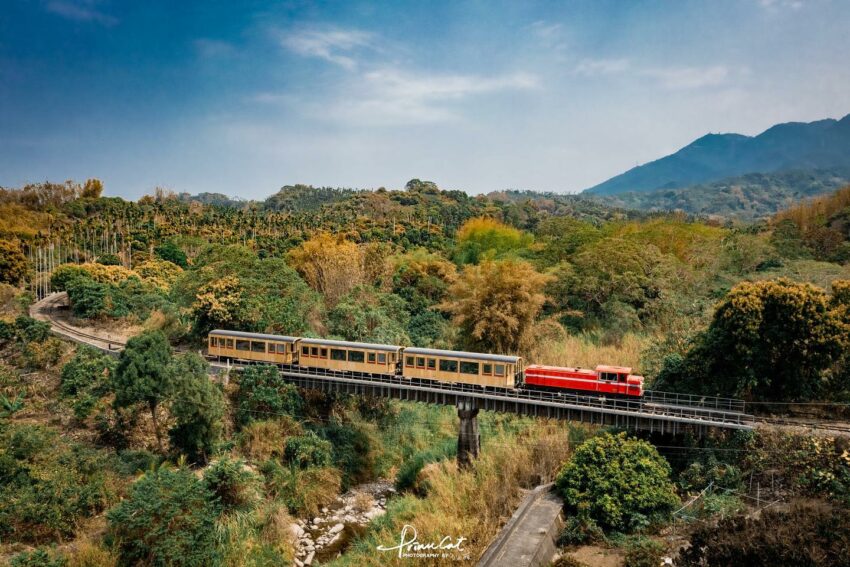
[290,479,395,566]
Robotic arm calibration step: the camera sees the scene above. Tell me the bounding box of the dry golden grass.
[353,492,376,513]
[329,421,573,567]
[237,417,303,462]
[529,332,650,372]
[65,537,119,567]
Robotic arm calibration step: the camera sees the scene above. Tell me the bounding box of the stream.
[291,479,395,566]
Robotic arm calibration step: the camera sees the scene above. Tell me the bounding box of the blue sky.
[1,0,849,199]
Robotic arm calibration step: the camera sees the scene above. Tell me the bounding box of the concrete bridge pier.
[457,398,480,469]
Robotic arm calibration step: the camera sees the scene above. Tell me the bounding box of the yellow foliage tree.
[286,233,365,306]
[440,259,553,353]
[134,259,183,290]
[193,275,242,327]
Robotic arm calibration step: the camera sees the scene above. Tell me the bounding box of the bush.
[14,316,51,343]
[318,421,374,488]
[237,418,302,461]
[0,425,117,543]
[557,515,605,546]
[555,432,679,533]
[234,365,303,426]
[395,438,457,494]
[60,345,114,399]
[624,539,664,567]
[203,458,258,511]
[106,468,220,567]
[284,432,333,469]
[679,500,850,567]
[10,548,66,567]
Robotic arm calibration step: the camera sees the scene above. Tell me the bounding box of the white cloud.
[280,27,373,70]
[575,58,631,76]
[641,65,730,89]
[45,0,117,26]
[758,0,805,9]
[527,20,563,40]
[321,68,539,126]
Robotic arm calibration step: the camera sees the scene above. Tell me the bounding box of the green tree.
[440,259,552,353]
[168,353,225,463]
[112,331,173,452]
[154,240,188,268]
[60,345,115,419]
[328,286,411,344]
[203,457,257,511]
[235,365,303,426]
[657,279,848,400]
[0,240,28,286]
[555,432,679,533]
[106,468,220,567]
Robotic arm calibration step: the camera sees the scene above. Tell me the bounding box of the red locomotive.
[524,364,644,398]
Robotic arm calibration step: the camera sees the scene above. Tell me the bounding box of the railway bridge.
[32,292,755,466]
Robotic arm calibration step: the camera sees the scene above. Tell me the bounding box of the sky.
[1,0,849,200]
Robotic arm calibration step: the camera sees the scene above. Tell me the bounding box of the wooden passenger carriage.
[297,338,401,375]
[208,329,299,364]
[401,347,522,388]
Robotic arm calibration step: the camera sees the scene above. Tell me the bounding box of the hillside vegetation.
[2,178,850,565]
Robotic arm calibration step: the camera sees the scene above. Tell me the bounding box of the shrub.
[395,438,457,494]
[203,458,258,511]
[679,500,850,567]
[555,432,679,533]
[237,417,302,461]
[0,425,117,544]
[14,316,51,343]
[557,515,605,546]
[624,539,664,567]
[60,345,114,399]
[234,365,303,426]
[9,548,66,567]
[318,421,374,488]
[284,432,333,469]
[106,468,220,567]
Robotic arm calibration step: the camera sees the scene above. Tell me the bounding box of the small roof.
[299,337,402,352]
[596,365,633,374]
[403,346,520,364]
[210,329,298,342]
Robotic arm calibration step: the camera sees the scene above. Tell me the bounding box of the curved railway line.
[30,293,759,433]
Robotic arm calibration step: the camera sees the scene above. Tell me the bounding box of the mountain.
[584,114,850,196]
[592,168,850,221]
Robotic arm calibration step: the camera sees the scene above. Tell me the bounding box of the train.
[207,329,645,398]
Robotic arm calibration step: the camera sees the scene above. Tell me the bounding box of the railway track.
[30,293,755,430]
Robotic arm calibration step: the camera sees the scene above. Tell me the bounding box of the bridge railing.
[643,390,746,413]
[216,361,755,428]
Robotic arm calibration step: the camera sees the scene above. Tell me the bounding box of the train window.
[276,343,287,354]
[494,364,505,376]
[210,337,218,347]
[348,350,365,363]
[251,341,265,352]
[320,348,328,358]
[236,340,250,351]
[483,364,492,375]
[601,372,617,381]
[416,357,425,368]
[311,347,319,357]
[378,353,387,364]
[331,349,346,361]
[406,356,415,367]
[439,359,458,372]
[226,339,234,349]
[302,346,309,356]
[367,352,376,363]
[427,358,436,370]
[460,361,479,375]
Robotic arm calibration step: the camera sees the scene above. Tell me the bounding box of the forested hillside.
[2,178,850,566]
[584,114,850,195]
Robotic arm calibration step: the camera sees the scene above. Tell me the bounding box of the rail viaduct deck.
[32,293,755,439]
